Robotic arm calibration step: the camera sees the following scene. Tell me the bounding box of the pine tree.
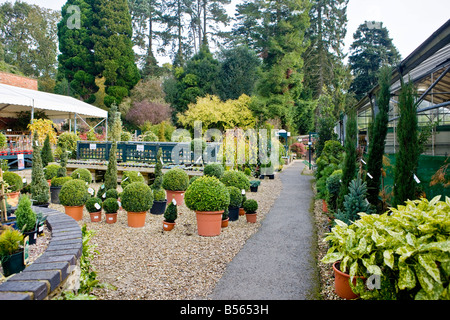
[393,80,419,206]
[41,134,54,168]
[335,177,371,225]
[31,135,50,205]
[366,66,391,209]
[337,108,357,209]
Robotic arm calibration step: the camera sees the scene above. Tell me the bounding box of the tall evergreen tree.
[393,80,419,206]
[366,66,391,209]
[337,108,357,209]
[41,134,54,168]
[349,21,401,101]
[31,135,50,205]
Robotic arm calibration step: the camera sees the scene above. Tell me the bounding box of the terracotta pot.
[127,211,146,228]
[105,213,117,224]
[246,213,257,223]
[333,262,365,300]
[64,205,84,221]
[239,207,245,216]
[221,218,229,228]
[47,179,51,187]
[165,190,185,206]
[163,220,175,231]
[6,191,20,207]
[89,211,102,222]
[322,199,328,213]
[195,211,223,237]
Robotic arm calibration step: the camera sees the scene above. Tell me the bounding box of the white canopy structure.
[0,82,108,133]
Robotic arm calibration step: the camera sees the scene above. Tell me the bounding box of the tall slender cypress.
[393,80,419,206]
[366,66,391,209]
[31,135,50,205]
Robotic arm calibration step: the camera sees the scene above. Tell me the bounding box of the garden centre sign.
[170,121,281,169]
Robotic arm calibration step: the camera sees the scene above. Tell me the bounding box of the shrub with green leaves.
[86,197,102,213]
[103,198,119,214]
[3,171,23,192]
[185,176,230,212]
[227,186,242,208]
[121,171,145,189]
[15,195,37,232]
[326,169,342,212]
[164,202,177,223]
[105,189,119,200]
[71,168,92,183]
[243,199,258,214]
[162,168,189,191]
[121,182,153,213]
[322,196,450,300]
[44,164,61,180]
[204,163,224,179]
[315,140,344,199]
[153,188,166,201]
[59,179,90,207]
[220,170,250,191]
[50,176,72,187]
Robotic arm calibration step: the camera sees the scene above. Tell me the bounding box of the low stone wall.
[0,207,82,300]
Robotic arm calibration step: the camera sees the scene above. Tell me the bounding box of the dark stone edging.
[0,207,82,300]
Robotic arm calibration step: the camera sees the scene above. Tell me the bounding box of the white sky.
[1,0,449,61]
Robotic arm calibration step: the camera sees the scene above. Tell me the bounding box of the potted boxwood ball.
[162,168,189,206]
[0,228,25,277]
[121,182,153,228]
[50,176,72,204]
[3,171,23,207]
[243,199,258,223]
[44,164,61,186]
[86,197,102,222]
[70,168,92,183]
[103,197,119,224]
[59,179,90,221]
[227,186,242,222]
[185,176,230,237]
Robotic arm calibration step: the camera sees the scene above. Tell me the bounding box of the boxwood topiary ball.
[3,171,23,192]
[103,197,119,214]
[227,186,243,208]
[162,168,189,191]
[243,199,258,214]
[185,176,230,212]
[86,197,102,213]
[70,168,92,183]
[220,170,251,191]
[203,163,225,179]
[121,182,153,213]
[59,179,90,207]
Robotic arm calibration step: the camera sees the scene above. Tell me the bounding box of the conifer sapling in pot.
[163,199,177,231]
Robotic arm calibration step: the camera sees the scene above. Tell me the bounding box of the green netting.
[382,154,449,200]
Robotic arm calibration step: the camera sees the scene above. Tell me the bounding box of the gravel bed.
[48,175,282,300]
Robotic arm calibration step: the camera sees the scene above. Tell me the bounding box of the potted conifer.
[0,228,25,277]
[30,136,50,207]
[3,171,23,207]
[50,176,72,204]
[86,197,103,222]
[103,198,119,224]
[44,164,61,186]
[162,168,189,206]
[185,176,230,237]
[227,186,242,222]
[151,148,167,215]
[41,134,54,168]
[163,200,177,231]
[59,179,90,221]
[121,182,153,228]
[15,195,38,244]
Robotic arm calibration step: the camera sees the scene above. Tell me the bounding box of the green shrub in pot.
[162,168,189,191]
[0,228,23,257]
[243,199,258,214]
[227,186,242,209]
[105,188,119,200]
[164,201,178,223]
[153,188,166,201]
[121,182,153,213]
[322,196,450,300]
[86,197,103,213]
[185,176,230,212]
[121,171,145,189]
[15,195,37,232]
[59,179,90,207]
[3,171,23,192]
[204,163,224,179]
[50,176,72,187]
[44,164,61,181]
[103,198,119,214]
[70,168,92,183]
[220,170,250,191]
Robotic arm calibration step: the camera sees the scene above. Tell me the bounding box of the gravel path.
[208,161,321,300]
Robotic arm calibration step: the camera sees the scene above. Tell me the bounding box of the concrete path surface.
[209,160,320,300]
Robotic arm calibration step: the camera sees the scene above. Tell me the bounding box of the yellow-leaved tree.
[177,94,256,132]
[28,119,57,145]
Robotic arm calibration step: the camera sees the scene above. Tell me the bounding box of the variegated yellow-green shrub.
[322,196,450,300]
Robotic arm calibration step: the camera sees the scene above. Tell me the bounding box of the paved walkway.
[209,160,320,300]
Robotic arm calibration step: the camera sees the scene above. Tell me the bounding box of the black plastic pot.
[50,186,62,204]
[150,200,167,215]
[24,228,38,245]
[228,206,240,221]
[1,250,25,277]
[268,174,275,180]
[250,186,258,192]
